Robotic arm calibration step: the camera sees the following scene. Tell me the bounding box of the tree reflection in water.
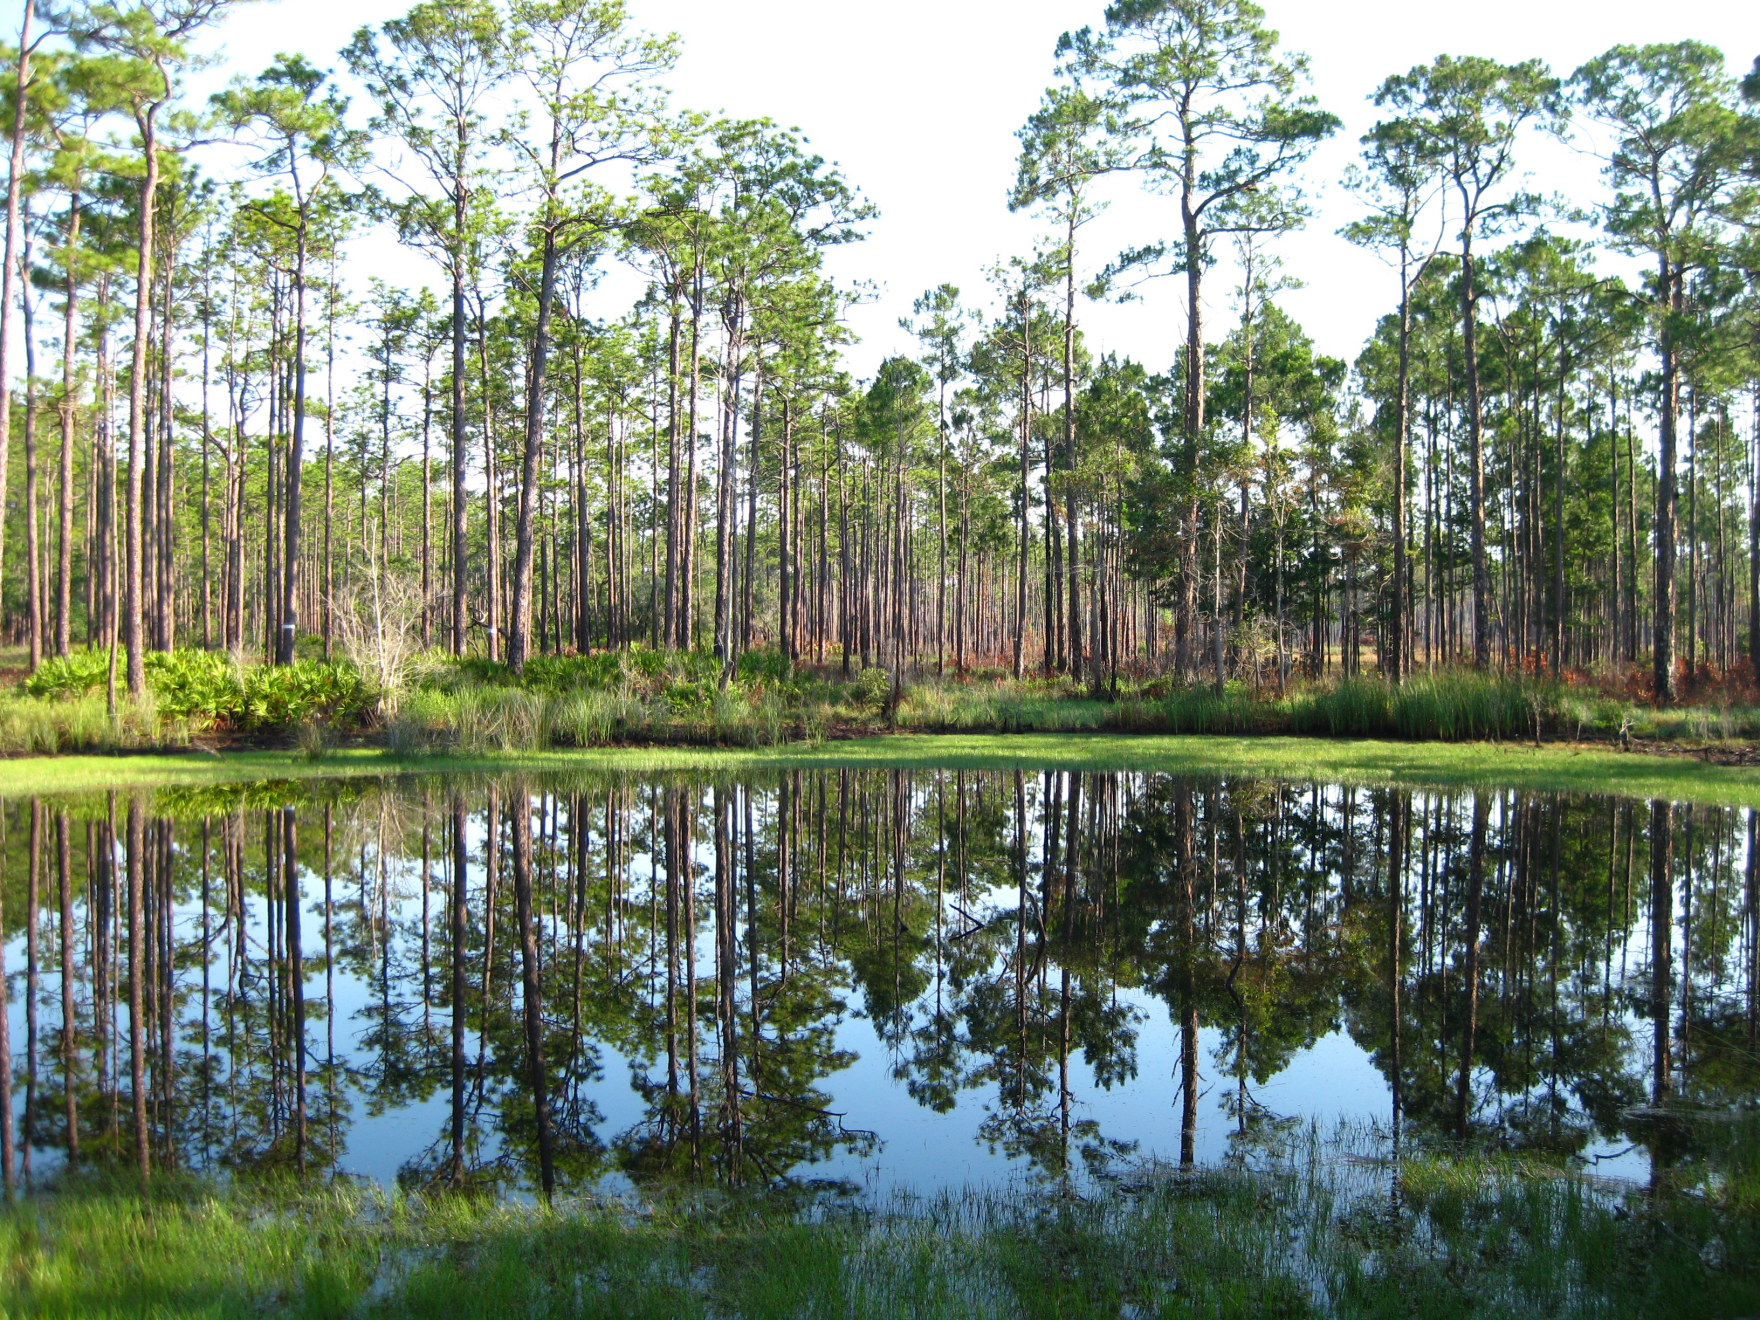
[0,770,1754,1197]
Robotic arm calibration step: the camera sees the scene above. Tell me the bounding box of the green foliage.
[23,650,366,732]
[389,680,809,753]
[421,648,720,696]
[1287,672,1564,740]
[1103,673,1583,742]
[736,647,793,686]
[855,666,892,712]
[23,651,112,700]
[0,692,159,753]
[236,659,366,729]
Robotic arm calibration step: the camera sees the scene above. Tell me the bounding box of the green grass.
[8,649,1760,763]
[3,1122,1754,1319]
[10,652,1760,808]
[4,732,1760,806]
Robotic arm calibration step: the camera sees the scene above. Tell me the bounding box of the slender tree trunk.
[58,812,76,1163]
[56,189,79,659]
[1455,792,1487,1139]
[1064,222,1082,684]
[1654,265,1681,702]
[1391,249,1413,682]
[449,793,468,1182]
[23,210,42,670]
[715,333,741,675]
[511,789,555,1200]
[0,0,36,632]
[1651,798,1674,1104]
[662,305,682,648]
[509,228,558,674]
[1178,152,1206,679]
[127,798,148,1181]
[1460,228,1490,671]
[1014,292,1030,679]
[284,806,305,1172]
[124,94,166,695]
[450,187,469,654]
[682,263,703,651]
[1177,784,1198,1165]
[1748,380,1760,677]
[278,218,309,664]
[1552,339,1567,677]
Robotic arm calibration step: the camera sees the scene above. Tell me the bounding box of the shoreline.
[3,730,1760,804]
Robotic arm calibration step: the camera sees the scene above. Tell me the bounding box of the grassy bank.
[3,1123,1753,1320]
[10,649,1760,806]
[4,733,1760,806]
[9,648,1760,759]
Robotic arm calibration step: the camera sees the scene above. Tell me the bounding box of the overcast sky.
[172,0,1760,384]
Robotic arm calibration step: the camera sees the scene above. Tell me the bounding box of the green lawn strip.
[1,732,1758,804]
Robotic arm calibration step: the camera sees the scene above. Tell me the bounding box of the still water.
[0,768,1753,1197]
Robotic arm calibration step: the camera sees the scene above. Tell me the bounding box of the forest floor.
[2,1119,1754,1320]
[8,731,1760,805]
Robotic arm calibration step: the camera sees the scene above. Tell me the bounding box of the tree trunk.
[662,305,682,648]
[124,98,163,695]
[1654,265,1681,702]
[509,227,558,674]
[23,211,41,670]
[1459,229,1490,671]
[56,188,79,659]
[1455,792,1487,1139]
[1651,798,1673,1104]
[127,798,149,1180]
[0,0,36,648]
[450,223,469,655]
[511,790,555,1200]
[1390,252,1412,682]
[278,216,309,664]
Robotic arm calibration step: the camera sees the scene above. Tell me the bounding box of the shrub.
[855,667,891,712]
[144,650,246,724]
[737,647,792,685]
[23,649,366,733]
[241,660,366,729]
[23,650,111,699]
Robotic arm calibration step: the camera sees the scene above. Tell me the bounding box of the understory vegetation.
[5,646,1760,756]
[2,1121,1754,1320]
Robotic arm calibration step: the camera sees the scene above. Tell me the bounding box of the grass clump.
[389,669,817,754]
[1289,671,1569,740]
[1098,672,1592,742]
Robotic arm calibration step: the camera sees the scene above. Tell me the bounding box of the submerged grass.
[3,1124,1755,1318]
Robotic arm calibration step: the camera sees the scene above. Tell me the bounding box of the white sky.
[66,0,1760,391]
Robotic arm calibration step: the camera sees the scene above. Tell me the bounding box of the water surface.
[1,767,1752,1196]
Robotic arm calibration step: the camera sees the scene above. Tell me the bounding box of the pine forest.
[3,0,1760,739]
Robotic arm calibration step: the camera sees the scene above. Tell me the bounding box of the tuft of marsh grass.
[0,691,183,753]
[1102,673,1591,743]
[385,682,813,754]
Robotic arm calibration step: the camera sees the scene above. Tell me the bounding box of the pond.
[0,767,1753,1198]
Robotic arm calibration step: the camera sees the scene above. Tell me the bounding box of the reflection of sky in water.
[184,990,1656,1192]
[0,937,1661,1195]
[1,776,1732,1196]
